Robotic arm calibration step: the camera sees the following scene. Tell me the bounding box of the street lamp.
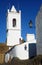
[29,20,33,28]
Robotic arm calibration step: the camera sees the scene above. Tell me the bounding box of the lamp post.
[29,20,36,28]
[28,20,36,58]
[29,20,33,28]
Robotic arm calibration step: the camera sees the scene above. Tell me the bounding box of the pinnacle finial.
[11,5,17,12]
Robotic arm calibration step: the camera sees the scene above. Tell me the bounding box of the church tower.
[7,5,21,46]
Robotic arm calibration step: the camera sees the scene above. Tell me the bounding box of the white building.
[5,5,36,63]
[5,34,36,63]
[36,5,42,55]
[7,5,21,46]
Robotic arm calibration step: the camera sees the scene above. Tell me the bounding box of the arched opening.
[13,18,16,27]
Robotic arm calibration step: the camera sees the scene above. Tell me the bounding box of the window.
[24,45,27,50]
[6,29,8,33]
[13,18,16,27]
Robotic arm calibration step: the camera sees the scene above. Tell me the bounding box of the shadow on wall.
[29,43,36,59]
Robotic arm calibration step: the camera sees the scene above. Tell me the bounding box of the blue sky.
[0,0,42,43]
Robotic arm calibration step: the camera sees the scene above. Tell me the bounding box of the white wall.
[7,30,21,46]
[5,34,36,62]
[26,34,36,43]
[5,42,36,63]
[5,53,10,63]
[36,5,42,55]
[5,42,29,62]
[13,42,28,60]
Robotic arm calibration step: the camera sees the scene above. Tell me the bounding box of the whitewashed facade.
[26,34,36,43]
[5,5,36,63]
[36,5,42,55]
[7,5,21,46]
[5,33,36,62]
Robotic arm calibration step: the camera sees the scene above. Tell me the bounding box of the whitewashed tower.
[7,5,21,46]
